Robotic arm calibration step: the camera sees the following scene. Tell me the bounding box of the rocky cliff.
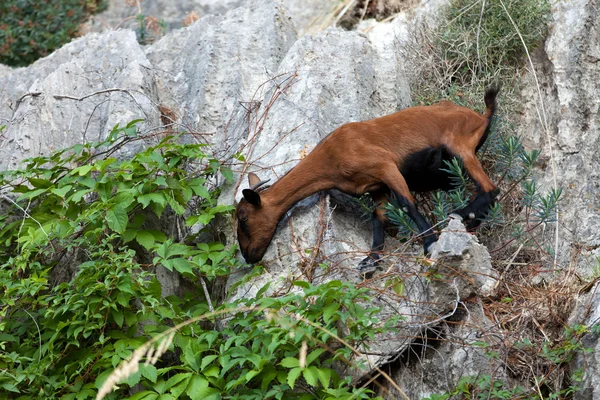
[1,0,599,398]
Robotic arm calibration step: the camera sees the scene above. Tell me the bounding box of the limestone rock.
[144,0,297,153]
[519,0,600,271]
[429,217,498,299]
[86,0,339,38]
[570,284,600,399]
[0,30,160,171]
[226,27,412,300]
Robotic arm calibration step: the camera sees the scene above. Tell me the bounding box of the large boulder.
[0,30,159,171]
[85,0,339,37]
[519,1,600,397]
[225,26,412,299]
[519,0,600,271]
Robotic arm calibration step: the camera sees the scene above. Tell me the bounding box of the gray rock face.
[334,219,500,386]
[570,284,600,399]
[3,0,599,396]
[0,30,160,171]
[518,1,600,397]
[519,0,600,271]
[430,217,498,298]
[379,305,510,399]
[145,0,297,152]
[86,0,338,37]
[85,0,250,32]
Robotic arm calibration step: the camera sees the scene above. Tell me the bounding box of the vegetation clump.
[0,124,389,399]
[0,0,106,67]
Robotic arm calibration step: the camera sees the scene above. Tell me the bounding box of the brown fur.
[237,88,499,264]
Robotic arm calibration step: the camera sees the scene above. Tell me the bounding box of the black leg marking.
[359,214,385,275]
[452,188,499,224]
[392,192,438,254]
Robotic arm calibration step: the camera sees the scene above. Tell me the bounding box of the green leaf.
[125,370,142,387]
[165,372,191,390]
[171,258,194,275]
[17,187,47,201]
[203,365,220,378]
[138,193,166,209]
[28,177,53,188]
[127,391,159,400]
[280,357,299,368]
[112,309,124,327]
[323,303,339,324]
[200,355,219,370]
[168,373,192,397]
[220,166,233,184]
[245,369,261,382]
[188,387,220,400]
[106,205,128,234]
[316,367,331,389]
[306,348,326,366]
[302,366,320,387]
[293,281,310,289]
[68,189,92,203]
[386,277,405,296]
[72,165,93,176]
[186,375,209,400]
[392,280,405,295]
[287,367,302,389]
[0,383,20,393]
[50,185,72,197]
[189,180,210,199]
[114,191,135,208]
[140,364,158,384]
[126,118,145,128]
[136,230,155,250]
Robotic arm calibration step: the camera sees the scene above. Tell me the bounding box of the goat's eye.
[241,215,248,222]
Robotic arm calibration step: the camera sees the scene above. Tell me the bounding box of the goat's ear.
[242,189,262,206]
[248,172,262,187]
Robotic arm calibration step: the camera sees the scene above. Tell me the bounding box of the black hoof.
[424,242,436,256]
[423,233,438,256]
[359,257,381,278]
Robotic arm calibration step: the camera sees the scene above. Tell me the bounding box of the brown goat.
[236,88,500,267]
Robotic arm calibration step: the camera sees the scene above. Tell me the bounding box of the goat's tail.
[476,86,500,152]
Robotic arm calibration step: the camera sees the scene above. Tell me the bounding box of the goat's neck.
[262,157,332,217]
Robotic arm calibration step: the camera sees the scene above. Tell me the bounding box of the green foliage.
[443,0,551,82]
[0,122,385,399]
[410,0,551,103]
[0,122,235,398]
[127,280,387,400]
[0,0,107,67]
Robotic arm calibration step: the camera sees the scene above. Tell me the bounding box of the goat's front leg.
[379,164,438,254]
[450,152,499,228]
[359,190,388,274]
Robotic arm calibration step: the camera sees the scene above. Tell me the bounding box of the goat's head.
[236,173,275,263]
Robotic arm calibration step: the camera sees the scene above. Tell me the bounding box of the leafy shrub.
[441,0,551,82]
[0,123,387,399]
[0,0,106,67]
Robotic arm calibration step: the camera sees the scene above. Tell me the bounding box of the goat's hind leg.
[450,152,499,228]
